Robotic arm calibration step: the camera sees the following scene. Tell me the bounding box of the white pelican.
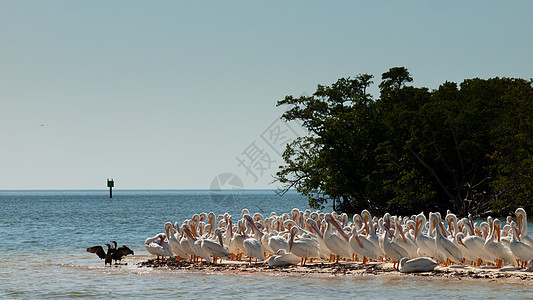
[413,213,435,258]
[267,233,290,254]
[164,222,190,260]
[455,232,483,266]
[260,218,276,255]
[306,218,332,259]
[352,214,363,231]
[243,237,265,264]
[288,226,320,265]
[434,217,464,266]
[361,210,384,259]
[509,221,533,268]
[405,219,416,242]
[243,214,266,264]
[178,223,197,262]
[144,233,173,262]
[479,222,490,239]
[267,249,301,267]
[427,213,447,263]
[398,257,438,273]
[182,225,212,263]
[484,219,515,268]
[349,227,379,263]
[230,219,248,260]
[460,214,491,266]
[324,213,352,262]
[201,228,231,263]
[445,212,460,239]
[290,208,300,224]
[392,217,417,258]
[516,208,533,248]
[381,223,409,269]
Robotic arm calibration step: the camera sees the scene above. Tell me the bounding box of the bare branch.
[407,146,457,202]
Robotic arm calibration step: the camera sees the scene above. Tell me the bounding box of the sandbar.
[126,256,533,285]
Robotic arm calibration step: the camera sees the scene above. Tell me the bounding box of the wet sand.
[130,256,533,285]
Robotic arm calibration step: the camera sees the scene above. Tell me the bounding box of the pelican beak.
[244,215,259,234]
[354,233,363,248]
[183,227,191,238]
[228,219,234,237]
[289,231,295,251]
[414,219,420,244]
[328,215,350,242]
[165,226,170,240]
[217,231,224,246]
[518,214,523,237]
[399,223,408,244]
[458,237,468,249]
[308,221,323,240]
[191,225,197,237]
[183,226,196,241]
[438,221,446,235]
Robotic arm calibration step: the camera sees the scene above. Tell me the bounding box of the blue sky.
[1,1,532,190]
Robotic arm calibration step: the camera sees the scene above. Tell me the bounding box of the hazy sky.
[1,1,532,190]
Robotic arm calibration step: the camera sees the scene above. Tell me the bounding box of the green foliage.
[276,68,533,216]
[488,78,533,213]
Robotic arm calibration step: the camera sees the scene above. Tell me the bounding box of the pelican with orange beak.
[288,226,320,265]
[516,208,533,248]
[349,226,379,263]
[243,214,266,264]
[324,213,352,263]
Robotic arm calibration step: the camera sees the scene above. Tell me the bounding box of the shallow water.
[1,190,532,299]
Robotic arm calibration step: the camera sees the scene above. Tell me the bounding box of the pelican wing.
[268,235,289,253]
[243,238,265,260]
[202,239,231,259]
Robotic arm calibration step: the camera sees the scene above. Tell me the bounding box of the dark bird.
[110,241,117,252]
[87,242,134,265]
[87,243,114,265]
[112,245,135,264]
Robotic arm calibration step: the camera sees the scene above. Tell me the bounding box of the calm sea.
[1,190,532,299]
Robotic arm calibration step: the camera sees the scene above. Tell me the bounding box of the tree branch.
[407,146,457,203]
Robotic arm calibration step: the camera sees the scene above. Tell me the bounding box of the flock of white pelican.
[144,207,533,271]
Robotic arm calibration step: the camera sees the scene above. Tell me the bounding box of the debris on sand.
[136,257,533,284]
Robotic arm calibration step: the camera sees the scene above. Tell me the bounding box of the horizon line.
[0,188,294,191]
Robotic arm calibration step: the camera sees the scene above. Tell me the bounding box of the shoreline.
[129,256,533,284]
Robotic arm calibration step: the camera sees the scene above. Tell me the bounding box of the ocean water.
[1,190,532,299]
